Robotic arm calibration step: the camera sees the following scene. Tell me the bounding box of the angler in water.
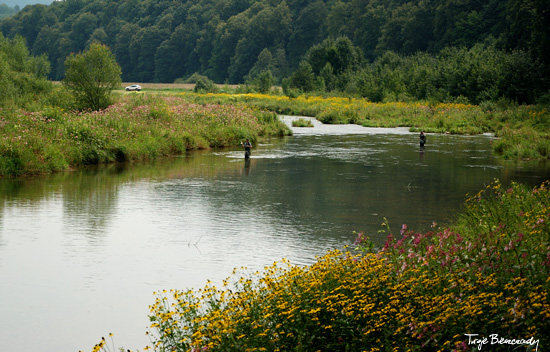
[419,130,426,147]
[242,138,252,159]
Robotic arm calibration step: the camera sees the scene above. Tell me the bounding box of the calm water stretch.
[1,116,549,352]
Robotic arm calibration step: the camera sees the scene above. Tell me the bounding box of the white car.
[125,85,141,91]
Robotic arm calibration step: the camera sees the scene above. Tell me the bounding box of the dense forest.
[0,4,18,19]
[1,0,52,6]
[1,0,549,103]
[1,0,52,18]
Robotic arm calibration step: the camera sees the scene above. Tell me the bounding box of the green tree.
[288,61,317,92]
[320,62,335,91]
[63,42,121,110]
[70,12,98,52]
[0,4,18,20]
[209,13,248,82]
[128,25,167,82]
[287,0,328,68]
[247,69,274,94]
[0,33,51,107]
[229,2,291,83]
[247,48,275,80]
[376,2,434,54]
[306,36,363,76]
[114,22,140,81]
[87,27,108,46]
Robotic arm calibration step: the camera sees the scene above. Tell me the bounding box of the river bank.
[0,95,291,177]
[2,90,549,177]
[145,180,550,352]
[184,92,550,160]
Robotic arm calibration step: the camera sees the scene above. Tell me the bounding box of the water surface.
[1,117,548,351]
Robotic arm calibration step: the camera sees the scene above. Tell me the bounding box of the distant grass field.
[122,82,195,90]
[120,82,240,92]
[52,82,240,92]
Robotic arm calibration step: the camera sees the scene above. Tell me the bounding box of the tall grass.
[0,95,291,176]
[140,180,549,352]
[181,92,550,160]
[450,180,549,242]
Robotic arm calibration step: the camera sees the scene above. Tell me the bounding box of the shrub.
[291,118,314,127]
[146,181,550,352]
[194,79,218,93]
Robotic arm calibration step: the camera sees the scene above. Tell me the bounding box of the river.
[1,116,549,351]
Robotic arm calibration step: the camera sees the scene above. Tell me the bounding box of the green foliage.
[0,3,18,20]
[1,0,548,102]
[63,43,122,111]
[0,95,291,176]
[246,70,274,94]
[177,72,211,84]
[145,181,550,351]
[451,180,550,242]
[299,43,545,104]
[287,61,318,93]
[281,78,299,99]
[0,33,52,108]
[306,36,364,76]
[193,79,218,93]
[291,118,313,127]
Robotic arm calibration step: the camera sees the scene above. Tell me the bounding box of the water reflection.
[0,123,549,352]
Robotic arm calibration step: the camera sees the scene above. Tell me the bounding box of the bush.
[247,70,275,94]
[146,180,550,351]
[291,118,314,127]
[193,79,218,93]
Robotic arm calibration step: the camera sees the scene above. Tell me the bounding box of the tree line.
[0,4,19,20]
[1,0,549,103]
[284,37,545,104]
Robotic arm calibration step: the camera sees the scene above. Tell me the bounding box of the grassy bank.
[0,95,291,177]
[179,92,550,160]
[140,180,549,352]
[3,89,547,177]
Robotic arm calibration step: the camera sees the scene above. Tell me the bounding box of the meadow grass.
[0,95,291,176]
[3,90,547,177]
[178,92,550,160]
[291,118,314,127]
[137,180,549,352]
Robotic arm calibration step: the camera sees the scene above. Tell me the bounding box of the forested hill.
[1,0,549,88]
[1,0,52,6]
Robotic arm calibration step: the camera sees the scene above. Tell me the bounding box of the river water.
[1,116,549,352]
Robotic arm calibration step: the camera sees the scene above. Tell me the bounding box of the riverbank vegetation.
[142,180,549,351]
[2,25,550,178]
[181,92,550,160]
[0,94,290,176]
[2,84,549,177]
[291,118,314,128]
